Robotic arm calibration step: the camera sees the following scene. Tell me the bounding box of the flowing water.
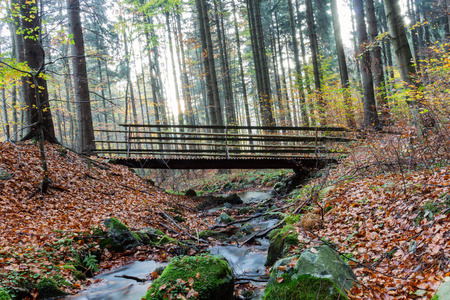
[64,191,274,300]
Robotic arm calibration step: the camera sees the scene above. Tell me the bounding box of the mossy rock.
[215,213,235,224]
[434,281,450,300]
[238,207,255,215]
[240,223,254,235]
[144,255,234,300]
[102,218,142,251]
[198,230,227,241]
[264,274,348,300]
[268,246,356,294]
[37,278,68,299]
[265,225,298,266]
[0,288,12,300]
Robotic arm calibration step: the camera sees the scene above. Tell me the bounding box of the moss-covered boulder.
[215,212,235,224]
[185,189,197,196]
[265,246,356,299]
[264,274,347,300]
[102,218,142,251]
[198,230,227,241]
[144,255,234,300]
[37,278,68,299]
[240,223,254,235]
[265,225,298,266]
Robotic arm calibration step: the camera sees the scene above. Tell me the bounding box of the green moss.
[102,218,142,250]
[145,255,234,300]
[158,235,176,245]
[266,225,298,266]
[36,278,68,299]
[238,207,255,215]
[264,274,348,300]
[174,215,185,223]
[198,230,227,241]
[0,288,12,300]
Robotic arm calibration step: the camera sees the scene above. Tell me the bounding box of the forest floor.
[0,125,449,299]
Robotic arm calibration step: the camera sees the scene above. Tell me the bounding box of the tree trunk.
[354,0,380,129]
[68,0,95,153]
[288,0,308,126]
[214,0,236,125]
[232,0,251,130]
[246,0,275,126]
[365,0,388,123]
[330,0,356,128]
[305,0,325,124]
[20,0,57,143]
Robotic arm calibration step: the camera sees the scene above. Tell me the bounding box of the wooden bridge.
[93,124,354,170]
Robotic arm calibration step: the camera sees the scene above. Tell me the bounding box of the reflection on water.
[236,191,272,203]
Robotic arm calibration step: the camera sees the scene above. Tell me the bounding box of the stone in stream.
[185,189,197,197]
[265,225,299,267]
[144,255,234,300]
[215,212,235,224]
[102,218,142,251]
[264,246,356,299]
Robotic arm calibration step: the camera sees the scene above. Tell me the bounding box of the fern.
[83,254,99,272]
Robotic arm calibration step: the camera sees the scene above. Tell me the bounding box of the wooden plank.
[118,124,350,132]
[93,148,338,154]
[128,135,352,142]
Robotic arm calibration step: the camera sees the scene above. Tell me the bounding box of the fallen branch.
[239,220,285,247]
[114,274,146,282]
[158,210,208,244]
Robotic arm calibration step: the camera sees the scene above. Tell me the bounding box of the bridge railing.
[94,124,353,159]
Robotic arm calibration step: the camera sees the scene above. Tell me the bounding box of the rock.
[185,189,197,197]
[224,193,243,205]
[238,206,254,215]
[0,169,12,180]
[265,226,298,266]
[223,202,232,209]
[434,280,450,300]
[240,223,254,235]
[265,246,357,299]
[102,218,142,251]
[215,213,235,224]
[198,230,227,241]
[36,278,68,299]
[265,274,348,300]
[144,255,234,300]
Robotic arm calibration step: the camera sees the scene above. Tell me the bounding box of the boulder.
[102,218,142,251]
[36,278,68,299]
[215,213,235,224]
[434,280,450,300]
[265,246,356,299]
[240,223,254,235]
[224,193,243,205]
[185,189,197,197]
[144,255,234,300]
[265,225,298,266]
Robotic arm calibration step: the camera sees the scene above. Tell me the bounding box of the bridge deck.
[107,157,336,170]
[95,124,352,169]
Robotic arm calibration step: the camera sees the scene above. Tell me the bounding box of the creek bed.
[64,191,275,300]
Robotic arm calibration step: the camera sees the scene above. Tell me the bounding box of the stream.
[64,191,275,300]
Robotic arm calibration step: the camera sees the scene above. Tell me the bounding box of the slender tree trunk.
[365,0,388,123]
[305,0,325,124]
[122,28,138,124]
[215,0,236,125]
[166,12,184,125]
[354,0,380,129]
[68,0,95,153]
[246,0,275,126]
[330,0,356,127]
[288,0,308,125]
[232,0,251,129]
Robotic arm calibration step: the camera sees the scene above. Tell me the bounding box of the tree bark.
[68,0,95,153]
[354,0,380,130]
[365,0,388,123]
